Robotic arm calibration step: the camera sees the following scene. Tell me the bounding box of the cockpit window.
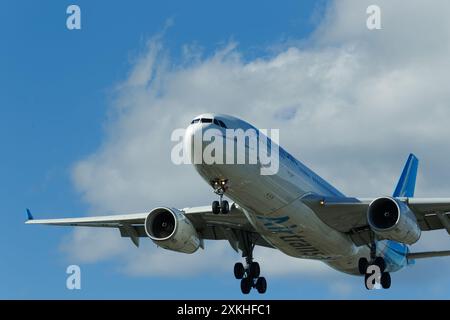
[217,120,227,128]
[191,117,227,128]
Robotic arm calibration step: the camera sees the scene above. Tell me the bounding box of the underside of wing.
[406,198,450,232]
[303,196,450,246]
[25,212,147,227]
[302,195,371,232]
[302,195,373,245]
[25,203,274,250]
[183,205,274,250]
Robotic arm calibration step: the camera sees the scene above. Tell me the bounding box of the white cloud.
[66,0,450,290]
[61,228,128,263]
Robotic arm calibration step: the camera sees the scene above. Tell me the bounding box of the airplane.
[26,113,450,294]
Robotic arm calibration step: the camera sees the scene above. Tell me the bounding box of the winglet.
[26,208,34,220]
[393,154,419,198]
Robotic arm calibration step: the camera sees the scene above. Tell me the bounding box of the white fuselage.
[185,114,369,275]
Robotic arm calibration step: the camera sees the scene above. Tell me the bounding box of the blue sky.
[2,0,450,299]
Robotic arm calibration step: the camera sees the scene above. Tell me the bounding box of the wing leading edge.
[25,204,274,250]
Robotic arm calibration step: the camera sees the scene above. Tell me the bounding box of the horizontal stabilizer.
[407,250,450,260]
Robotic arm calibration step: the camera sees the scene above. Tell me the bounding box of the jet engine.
[367,197,421,244]
[144,207,201,253]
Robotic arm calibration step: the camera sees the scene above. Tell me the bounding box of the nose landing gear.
[211,179,229,214]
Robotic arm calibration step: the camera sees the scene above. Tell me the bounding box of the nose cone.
[184,120,224,165]
[184,123,196,165]
[184,121,207,165]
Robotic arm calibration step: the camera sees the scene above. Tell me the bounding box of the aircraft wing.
[25,212,147,227]
[303,196,450,246]
[25,204,273,250]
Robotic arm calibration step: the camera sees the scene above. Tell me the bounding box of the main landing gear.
[233,234,267,294]
[211,179,229,214]
[358,241,391,289]
[234,261,267,294]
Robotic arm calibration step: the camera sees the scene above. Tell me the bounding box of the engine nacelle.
[144,207,201,254]
[367,197,421,244]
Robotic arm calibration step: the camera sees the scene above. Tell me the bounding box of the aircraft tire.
[212,201,220,214]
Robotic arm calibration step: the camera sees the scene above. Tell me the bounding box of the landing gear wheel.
[364,273,371,290]
[221,200,229,214]
[235,232,266,294]
[374,257,386,273]
[234,263,245,279]
[212,201,220,215]
[381,272,391,289]
[240,278,252,294]
[358,257,369,275]
[255,277,267,294]
[249,262,260,279]
[212,180,228,214]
